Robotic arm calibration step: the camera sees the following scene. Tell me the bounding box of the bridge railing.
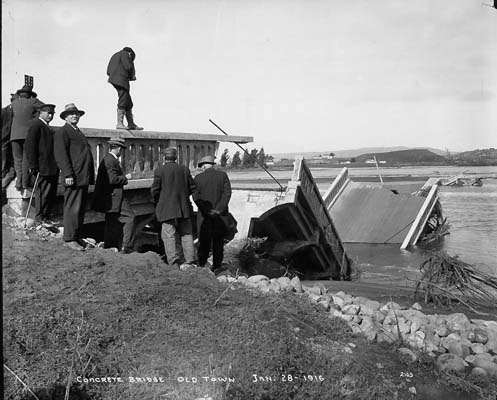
[51,127,254,178]
[322,167,349,209]
[289,157,351,277]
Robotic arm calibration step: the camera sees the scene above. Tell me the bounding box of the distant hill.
[272,146,447,160]
[356,149,446,164]
[450,148,497,166]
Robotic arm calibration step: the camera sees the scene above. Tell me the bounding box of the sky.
[2,0,497,155]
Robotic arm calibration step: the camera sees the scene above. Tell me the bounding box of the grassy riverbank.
[2,223,496,400]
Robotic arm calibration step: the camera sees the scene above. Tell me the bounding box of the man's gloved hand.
[29,168,39,176]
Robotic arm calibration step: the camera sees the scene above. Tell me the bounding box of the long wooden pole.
[209,119,285,191]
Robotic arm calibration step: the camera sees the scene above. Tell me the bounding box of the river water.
[229,165,497,277]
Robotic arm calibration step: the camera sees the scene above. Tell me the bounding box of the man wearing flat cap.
[93,138,136,253]
[10,84,44,192]
[107,47,143,131]
[54,103,95,251]
[194,155,232,272]
[24,103,59,226]
[151,147,198,268]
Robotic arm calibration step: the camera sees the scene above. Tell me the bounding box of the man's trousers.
[63,186,88,242]
[198,216,226,268]
[104,199,137,251]
[34,174,59,221]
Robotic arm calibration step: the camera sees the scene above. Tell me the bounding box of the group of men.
[2,45,142,197]
[151,148,232,271]
[2,46,232,269]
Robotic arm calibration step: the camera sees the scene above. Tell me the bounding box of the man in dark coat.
[10,85,44,191]
[54,103,95,251]
[93,138,136,253]
[107,47,143,131]
[1,93,17,194]
[193,155,232,271]
[24,103,59,225]
[151,147,198,267]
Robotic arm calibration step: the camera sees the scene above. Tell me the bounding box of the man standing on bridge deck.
[93,138,136,254]
[151,147,198,268]
[194,155,232,273]
[54,103,95,251]
[24,103,59,226]
[107,47,143,131]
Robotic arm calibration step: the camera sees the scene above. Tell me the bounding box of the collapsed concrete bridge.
[4,128,351,280]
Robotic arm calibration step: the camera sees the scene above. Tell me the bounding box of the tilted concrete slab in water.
[324,168,441,248]
[328,182,425,243]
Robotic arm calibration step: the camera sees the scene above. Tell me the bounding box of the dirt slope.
[2,224,494,400]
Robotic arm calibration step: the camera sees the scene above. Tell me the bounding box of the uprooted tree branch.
[411,250,497,315]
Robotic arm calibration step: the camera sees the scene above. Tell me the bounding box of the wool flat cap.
[60,103,85,119]
[198,155,216,167]
[108,138,126,148]
[163,147,177,157]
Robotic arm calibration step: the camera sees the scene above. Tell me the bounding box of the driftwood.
[413,251,497,313]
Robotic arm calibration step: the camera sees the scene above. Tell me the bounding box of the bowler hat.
[16,84,37,97]
[37,103,56,113]
[163,147,177,158]
[198,155,216,167]
[60,103,85,119]
[108,138,126,148]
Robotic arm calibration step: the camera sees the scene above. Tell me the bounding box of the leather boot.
[125,109,143,130]
[116,108,128,130]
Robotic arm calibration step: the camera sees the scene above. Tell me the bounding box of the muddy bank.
[3,222,496,399]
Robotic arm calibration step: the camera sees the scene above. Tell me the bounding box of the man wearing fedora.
[194,155,232,272]
[93,138,136,254]
[107,47,143,131]
[10,84,44,192]
[24,103,59,226]
[151,147,198,268]
[54,104,95,251]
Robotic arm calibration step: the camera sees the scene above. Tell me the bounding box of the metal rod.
[24,172,40,228]
[209,119,285,191]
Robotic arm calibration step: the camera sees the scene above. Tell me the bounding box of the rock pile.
[217,274,497,379]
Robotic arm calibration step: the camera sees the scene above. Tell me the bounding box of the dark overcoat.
[1,105,14,145]
[54,123,95,187]
[10,97,44,141]
[93,153,128,213]
[107,50,135,90]
[24,119,59,176]
[193,167,232,229]
[151,162,198,222]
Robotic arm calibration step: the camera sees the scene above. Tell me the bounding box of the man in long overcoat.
[151,147,198,267]
[54,103,95,251]
[1,93,17,194]
[10,85,43,191]
[194,155,232,271]
[107,47,143,131]
[93,138,136,253]
[24,103,59,225]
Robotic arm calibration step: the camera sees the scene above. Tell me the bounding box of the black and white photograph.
[2,1,497,399]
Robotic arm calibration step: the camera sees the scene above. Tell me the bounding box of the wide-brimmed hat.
[60,103,85,119]
[163,147,177,158]
[37,103,56,113]
[16,85,37,97]
[198,155,216,167]
[108,138,126,148]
